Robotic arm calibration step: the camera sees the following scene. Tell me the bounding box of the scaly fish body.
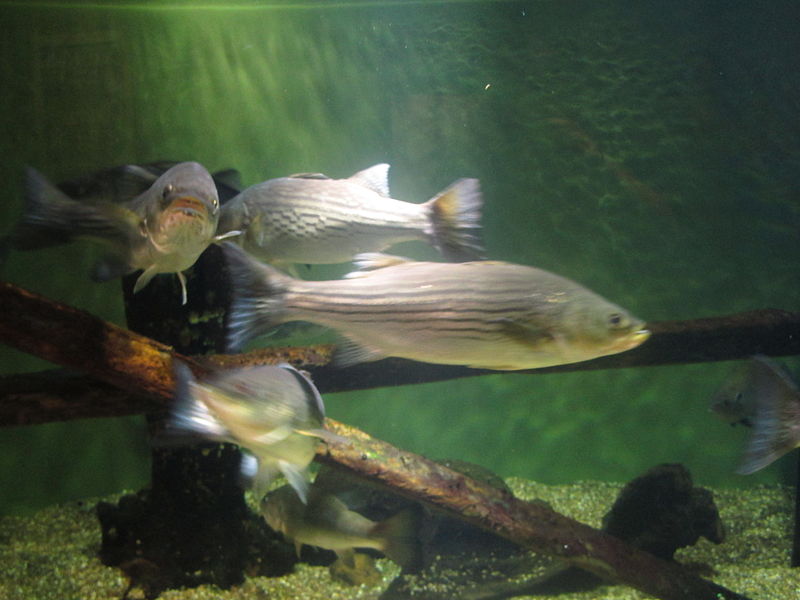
[10,161,226,303]
[218,164,484,265]
[223,244,650,370]
[261,485,421,570]
[168,361,332,502]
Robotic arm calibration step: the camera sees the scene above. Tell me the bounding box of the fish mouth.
[604,327,651,353]
[166,195,210,219]
[623,328,651,349]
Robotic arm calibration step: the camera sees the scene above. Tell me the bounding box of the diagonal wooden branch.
[0,284,761,600]
[319,422,752,600]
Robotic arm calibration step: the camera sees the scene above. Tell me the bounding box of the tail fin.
[372,508,424,572]
[155,361,231,447]
[221,242,291,352]
[737,356,800,474]
[424,178,485,262]
[11,167,133,250]
[169,362,229,439]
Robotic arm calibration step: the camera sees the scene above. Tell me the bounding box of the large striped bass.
[217,163,484,266]
[222,244,650,370]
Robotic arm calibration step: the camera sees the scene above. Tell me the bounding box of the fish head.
[709,364,755,425]
[559,294,650,361]
[260,485,303,536]
[140,162,220,252]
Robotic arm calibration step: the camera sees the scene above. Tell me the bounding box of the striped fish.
[217,163,484,266]
[222,244,650,370]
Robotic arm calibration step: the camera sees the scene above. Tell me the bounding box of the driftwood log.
[0,280,770,599]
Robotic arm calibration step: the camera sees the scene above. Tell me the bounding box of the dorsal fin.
[347,164,390,197]
[288,172,331,180]
[345,253,414,278]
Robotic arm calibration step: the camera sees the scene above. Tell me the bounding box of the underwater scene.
[1,1,799,599]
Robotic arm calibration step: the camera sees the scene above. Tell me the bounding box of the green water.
[1,0,799,515]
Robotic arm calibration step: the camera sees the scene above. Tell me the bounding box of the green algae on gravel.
[0,480,796,600]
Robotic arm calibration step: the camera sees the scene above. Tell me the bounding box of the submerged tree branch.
[0,281,754,600]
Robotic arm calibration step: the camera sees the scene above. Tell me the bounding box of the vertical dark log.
[794,456,800,567]
[96,245,293,598]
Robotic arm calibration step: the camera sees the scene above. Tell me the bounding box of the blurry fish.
[222,243,650,369]
[7,161,237,304]
[55,160,243,208]
[261,484,422,571]
[167,361,334,502]
[710,361,762,428]
[712,356,800,474]
[217,163,484,266]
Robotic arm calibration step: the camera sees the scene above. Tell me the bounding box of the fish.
[7,161,238,304]
[710,361,763,427]
[166,361,336,502]
[712,356,800,474]
[216,163,484,266]
[222,243,651,370]
[261,484,422,571]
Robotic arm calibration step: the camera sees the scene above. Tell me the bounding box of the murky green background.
[1,0,798,515]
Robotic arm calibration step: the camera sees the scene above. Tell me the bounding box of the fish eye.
[162,184,175,199]
[607,313,627,329]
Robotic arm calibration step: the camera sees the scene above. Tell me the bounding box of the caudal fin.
[425,178,484,262]
[737,356,800,474]
[372,508,424,572]
[157,361,230,445]
[221,242,291,352]
[11,167,129,250]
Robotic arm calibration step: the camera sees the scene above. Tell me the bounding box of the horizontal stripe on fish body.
[230,178,429,264]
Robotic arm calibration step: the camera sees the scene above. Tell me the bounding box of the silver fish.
[261,484,422,570]
[8,161,236,304]
[217,163,484,266]
[167,361,334,502]
[712,356,800,474]
[223,243,650,370]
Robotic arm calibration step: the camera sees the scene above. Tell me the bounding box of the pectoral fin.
[133,265,159,294]
[294,427,350,447]
[213,229,242,243]
[278,460,310,504]
[496,318,559,349]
